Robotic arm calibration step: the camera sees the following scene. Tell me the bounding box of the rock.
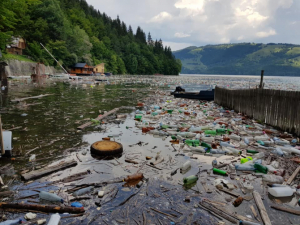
[25,212,36,220]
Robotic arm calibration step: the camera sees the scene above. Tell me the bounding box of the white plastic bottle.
[268,187,295,197]
[47,214,60,225]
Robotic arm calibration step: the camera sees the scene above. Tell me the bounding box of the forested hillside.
[0,0,181,75]
[174,43,300,76]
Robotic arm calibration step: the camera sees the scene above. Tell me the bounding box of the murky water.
[0,77,299,225]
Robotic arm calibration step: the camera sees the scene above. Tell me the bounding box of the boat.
[171,86,215,101]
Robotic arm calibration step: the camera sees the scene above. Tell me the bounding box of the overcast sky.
[86,0,300,51]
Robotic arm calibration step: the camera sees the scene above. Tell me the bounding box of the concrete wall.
[5,60,59,77]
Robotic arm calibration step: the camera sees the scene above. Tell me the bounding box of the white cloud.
[164,41,194,51]
[86,0,299,50]
[256,29,277,38]
[175,32,191,38]
[175,0,205,11]
[149,12,172,23]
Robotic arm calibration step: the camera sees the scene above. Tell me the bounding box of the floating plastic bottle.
[177,132,196,138]
[235,164,255,171]
[254,163,268,174]
[220,142,235,148]
[262,175,284,184]
[180,161,191,172]
[39,191,63,203]
[210,149,226,154]
[201,142,211,150]
[73,186,94,197]
[200,136,214,143]
[0,219,22,225]
[47,213,60,225]
[273,147,284,157]
[229,134,241,141]
[183,175,198,185]
[268,187,295,197]
[185,139,200,147]
[216,128,227,134]
[189,146,206,153]
[224,147,241,155]
[253,152,265,159]
[246,149,259,154]
[254,136,269,141]
[205,130,216,135]
[240,156,252,164]
[135,115,142,120]
[213,168,227,175]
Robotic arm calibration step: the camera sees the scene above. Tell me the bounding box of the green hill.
[173,43,300,76]
[0,0,181,75]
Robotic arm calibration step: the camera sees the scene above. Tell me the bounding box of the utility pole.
[259,70,264,89]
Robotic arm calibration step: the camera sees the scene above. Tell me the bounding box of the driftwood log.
[253,191,272,225]
[11,94,53,103]
[271,205,300,215]
[21,160,77,181]
[0,191,13,197]
[0,202,84,214]
[77,107,120,130]
[285,166,300,185]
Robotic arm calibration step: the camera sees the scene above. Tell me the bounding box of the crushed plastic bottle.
[39,191,63,203]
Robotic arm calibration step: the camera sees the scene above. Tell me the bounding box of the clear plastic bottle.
[224,147,241,155]
[273,147,284,157]
[189,146,206,153]
[39,191,63,203]
[73,186,94,197]
[180,161,191,172]
[268,187,295,197]
[235,164,255,171]
[210,149,226,154]
[229,134,241,141]
[253,152,265,159]
[220,142,235,148]
[201,136,215,143]
[262,175,284,184]
[177,132,196,138]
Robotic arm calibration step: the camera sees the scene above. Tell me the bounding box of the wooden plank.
[271,205,300,215]
[77,107,120,130]
[250,205,261,222]
[253,191,272,225]
[21,160,77,181]
[286,166,300,185]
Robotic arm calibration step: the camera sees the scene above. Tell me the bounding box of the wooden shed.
[94,63,105,75]
[6,37,26,55]
[70,63,94,76]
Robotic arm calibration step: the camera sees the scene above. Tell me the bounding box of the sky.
[86,0,300,51]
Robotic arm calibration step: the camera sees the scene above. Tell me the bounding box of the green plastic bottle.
[205,130,217,135]
[201,142,211,150]
[213,168,227,176]
[254,164,268,174]
[246,149,259,154]
[185,139,200,147]
[203,110,207,114]
[167,110,173,114]
[216,129,226,134]
[183,175,198,185]
[171,135,177,140]
[257,140,264,145]
[135,115,142,120]
[161,125,169,129]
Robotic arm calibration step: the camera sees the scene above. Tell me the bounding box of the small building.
[70,63,94,76]
[6,37,26,55]
[94,63,105,75]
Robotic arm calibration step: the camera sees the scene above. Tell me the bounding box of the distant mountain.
[173,43,300,76]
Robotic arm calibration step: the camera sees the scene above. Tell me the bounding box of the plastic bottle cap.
[61,199,64,203]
